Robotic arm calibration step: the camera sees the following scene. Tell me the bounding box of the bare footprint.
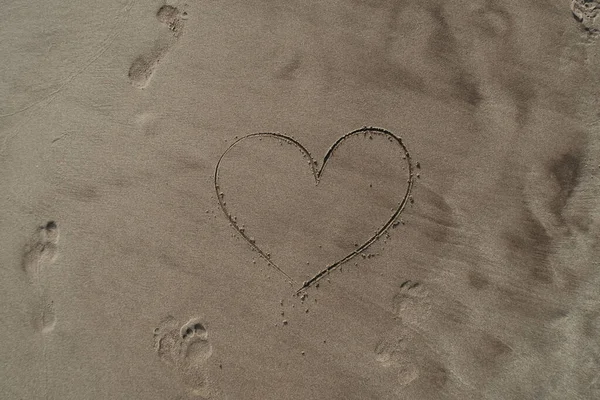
[154,316,213,398]
[375,328,454,396]
[154,316,180,366]
[156,4,186,38]
[180,318,213,365]
[375,331,409,368]
[22,221,60,284]
[22,222,60,333]
[20,223,60,400]
[29,295,57,334]
[374,329,420,387]
[392,280,431,326]
[128,46,169,89]
[129,5,187,89]
[572,0,600,34]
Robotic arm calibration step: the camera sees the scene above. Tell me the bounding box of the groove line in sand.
[214,126,415,293]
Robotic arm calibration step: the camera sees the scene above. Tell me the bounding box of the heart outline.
[214,127,414,293]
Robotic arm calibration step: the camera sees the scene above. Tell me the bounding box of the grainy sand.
[2,0,600,399]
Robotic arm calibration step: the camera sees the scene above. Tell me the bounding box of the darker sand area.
[2,0,600,399]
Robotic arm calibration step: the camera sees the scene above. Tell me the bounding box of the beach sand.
[2,0,600,398]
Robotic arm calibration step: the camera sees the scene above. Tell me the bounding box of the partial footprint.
[375,329,420,386]
[129,5,187,89]
[375,330,410,367]
[375,328,453,395]
[392,280,431,326]
[180,318,213,365]
[572,0,600,34]
[154,316,213,398]
[156,4,186,38]
[22,221,60,284]
[31,296,57,334]
[128,47,168,89]
[154,316,180,366]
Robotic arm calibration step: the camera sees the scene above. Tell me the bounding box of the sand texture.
[2,0,600,399]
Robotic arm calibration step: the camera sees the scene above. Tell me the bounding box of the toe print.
[180,319,212,366]
[392,280,431,326]
[154,316,214,398]
[128,4,187,88]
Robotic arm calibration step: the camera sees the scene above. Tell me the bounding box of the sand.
[2,0,600,399]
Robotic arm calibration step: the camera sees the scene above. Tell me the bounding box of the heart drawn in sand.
[214,127,414,292]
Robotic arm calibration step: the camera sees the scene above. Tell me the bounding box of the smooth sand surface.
[2,0,600,399]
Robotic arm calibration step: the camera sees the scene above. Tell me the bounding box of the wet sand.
[2,0,600,399]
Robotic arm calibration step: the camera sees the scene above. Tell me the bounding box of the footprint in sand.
[129,5,188,89]
[375,327,451,393]
[22,221,60,333]
[154,316,213,398]
[571,0,600,34]
[35,297,57,334]
[392,280,432,327]
[22,221,60,283]
[374,328,420,386]
[372,282,439,388]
